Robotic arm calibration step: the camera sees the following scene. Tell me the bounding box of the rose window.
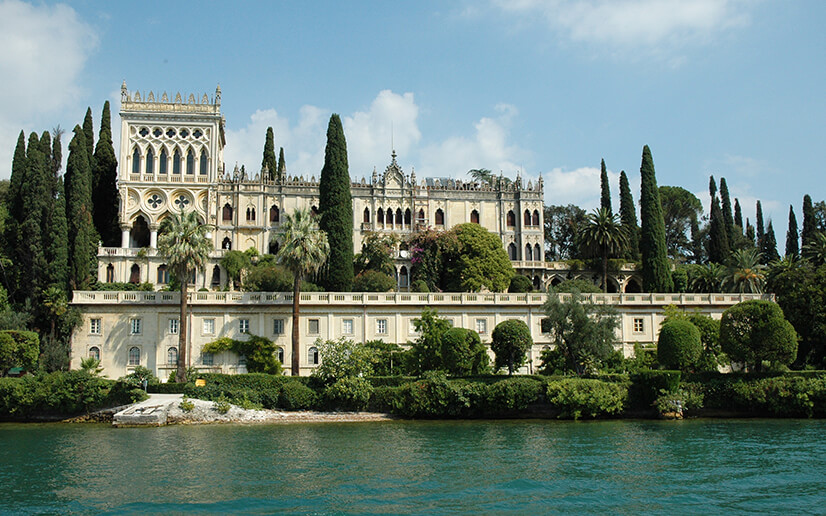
[147,194,163,209]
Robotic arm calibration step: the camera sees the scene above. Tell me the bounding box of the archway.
[624,277,642,293]
[130,215,150,248]
[129,264,141,284]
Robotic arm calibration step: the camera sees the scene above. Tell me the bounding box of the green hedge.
[682,374,826,417]
[0,372,146,419]
[148,382,190,394]
[628,370,681,410]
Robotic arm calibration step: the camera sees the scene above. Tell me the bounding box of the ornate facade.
[100,84,549,290]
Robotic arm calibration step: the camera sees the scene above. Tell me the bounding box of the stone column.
[149,224,159,249]
[121,224,131,248]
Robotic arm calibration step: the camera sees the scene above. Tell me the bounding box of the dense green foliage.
[618,171,639,259]
[544,204,587,260]
[639,146,673,292]
[786,205,799,258]
[354,232,397,276]
[92,102,119,246]
[353,270,396,292]
[203,334,283,374]
[578,208,627,292]
[318,114,354,291]
[508,274,533,293]
[769,261,826,365]
[0,330,39,376]
[657,320,702,371]
[491,319,532,375]
[802,194,817,249]
[312,337,374,383]
[220,250,250,290]
[659,186,702,259]
[440,327,490,376]
[65,126,97,291]
[599,159,611,215]
[720,300,798,371]
[707,195,730,264]
[262,127,277,180]
[408,308,453,374]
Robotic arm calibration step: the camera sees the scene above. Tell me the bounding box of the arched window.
[167,347,178,365]
[508,243,517,260]
[399,266,409,288]
[269,240,279,255]
[106,263,114,283]
[246,207,252,221]
[418,209,425,224]
[157,264,169,284]
[128,347,140,366]
[533,276,541,290]
[173,149,182,174]
[363,207,370,223]
[199,151,208,175]
[377,208,384,225]
[404,208,411,225]
[525,244,533,261]
[130,264,140,284]
[311,206,318,217]
[507,210,516,227]
[308,346,319,365]
[159,148,168,175]
[435,209,444,226]
[130,215,150,248]
[470,210,480,224]
[270,205,280,223]
[396,208,403,226]
[222,237,232,250]
[89,346,100,360]
[131,147,140,174]
[211,265,221,286]
[186,149,195,175]
[534,244,541,261]
[145,147,154,175]
[524,210,531,226]
[277,347,285,364]
[386,209,393,225]
[222,204,233,222]
[532,210,540,226]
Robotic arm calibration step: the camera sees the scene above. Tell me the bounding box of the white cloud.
[490,0,751,57]
[542,165,624,211]
[0,0,97,176]
[224,92,529,186]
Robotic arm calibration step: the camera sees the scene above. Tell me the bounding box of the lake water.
[1,419,824,514]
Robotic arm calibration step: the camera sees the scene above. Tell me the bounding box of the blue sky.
[0,0,824,241]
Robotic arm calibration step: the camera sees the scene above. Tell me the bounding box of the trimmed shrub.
[392,372,470,418]
[658,320,702,371]
[479,377,545,415]
[411,279,430,293]
[323,377,373,411]
[441,327,490,376]
[629,370,681,410]
[508,275,533,293]
[353,270,396,292]
[278,381,318,410]
[546,379,627,419]
[148,382,189,394]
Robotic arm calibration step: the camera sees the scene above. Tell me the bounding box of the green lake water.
[1,419,824,514]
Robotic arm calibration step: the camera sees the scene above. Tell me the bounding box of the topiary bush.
[657,320,702,371]
[508,274,533,293]
[479,377,545,415]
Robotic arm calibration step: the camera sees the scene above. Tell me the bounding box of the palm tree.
[726,248,766,293]
[276,208,329,376]
[41,286,68,343]
[689,262,727,293]
[803,232,826,266]
[578,208,628,292]
[158,209,213,383]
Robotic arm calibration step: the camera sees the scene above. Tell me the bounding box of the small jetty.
[112,394,182,427]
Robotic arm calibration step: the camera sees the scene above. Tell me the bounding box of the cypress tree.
[318,114,354,291]
[708,175,717,199]
[618,170,639,259]
[639,145,673,292]
[600,159,612,215]
[802,194,817,249]
[8,131,27,224]
[262,127,277,180]
[755,200,765,250]
[761,221,779,264]
[734,198,743,230]
[689,216,705,263]
[92,101,119,246]
[51,126,63,177]
[18,132,48,301]
[82,107,94,171]
[719,177,735,242]
[45,176,69,292]
[745,219,755,245]
[786,205,799,258]
[65,126,96,290]
[707,195,730,264]
[277,146,286,182]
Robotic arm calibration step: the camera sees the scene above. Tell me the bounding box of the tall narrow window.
[168,318,179,335]
[106,263,114,283]
[470,210,480,224]
[270,205,280,223]
[363,207,370,223]
[145,147,154,175]
[89,346,100,360]
[222,204,233,222]
[199,151,208,175]
[532,210,540,226]
[211,265,221,287]
[308,346,319,365]
[222,237,232,250]
[186,149,195,175]
[525,244,533,261]
[508,243,517,260]
[131,147,140,174]
[173,149,182,174]
[396,208,403,225]
[507,211,516,227]
[157,264,169,284]
[404,208,411,225]
[167,347,178,365]
[418,209,425,223]
[128,347,140,366]
[535,244,541,261]
[435,209,444,226]
[377,208,384,225]
[386,209,393,225]
[524,210,531,226]
[159,148,168,174]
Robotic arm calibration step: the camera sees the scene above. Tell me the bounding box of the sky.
[0,0,824,244]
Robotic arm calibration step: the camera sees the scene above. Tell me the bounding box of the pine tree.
[802,194,817,249]
[82,107,94,171]
[618,170,639,259]
[786,205,799,258]
[318,114,354,291]
[707,195,730,264]
[761,221,780,264]
[719,177,735,242]
[262,127,277,180]
[92,101,119,246]
[755,200,765,250]
[639,145,673,292]
[277,146,286,182]
[65,126,96,290]
[734,198,743,230]
[600,159,612,215]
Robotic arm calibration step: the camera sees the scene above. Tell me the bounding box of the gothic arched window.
[173,149,182,174]
[404,208,411,225]
[396,208,403,225]
[157,264,169,284]
[199,151,208,175]
[435,209,444,226]
[186,149,195,175]
[524,210,531,226]
[270,205,280,223]
[418,209,425,223]
[131,147,140,174]
[532,210,540,226]
[386,209,393,225]
[508,243,517,260]
[222,204,233,222]
[222,237,232,250]
[377,208,384,225]
[363,207,370,223]
[145,147,154,175]
[507,211,516,227]
[159,148,168,175]
[535,243,541,261]
[470,210,480,224]
[525,244,533,261]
